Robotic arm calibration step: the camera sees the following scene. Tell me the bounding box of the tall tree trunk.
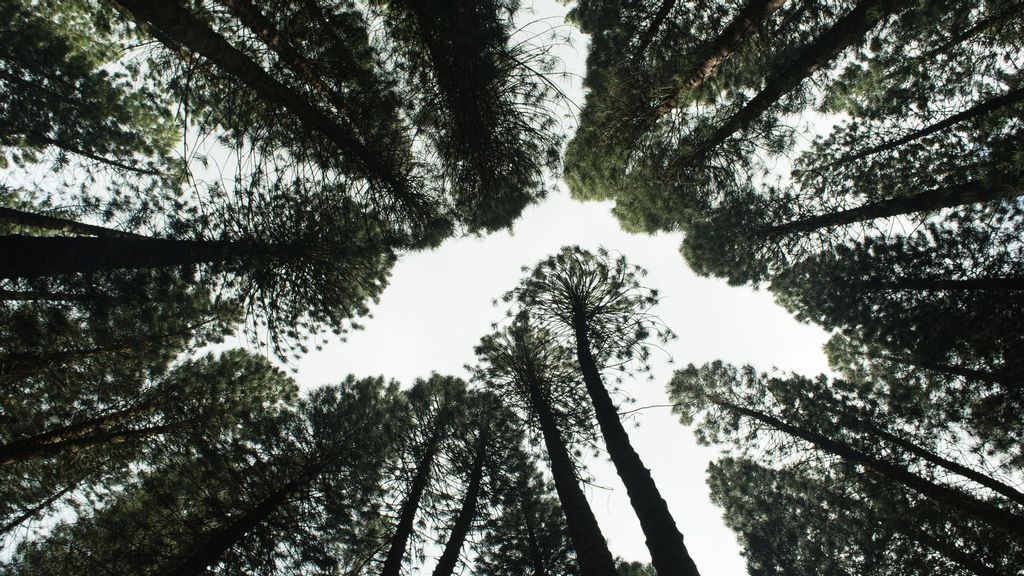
[0,206,146,239]
[721,399,1024,538]
[758,181,1021,238]
[657,0,787,113]
[431,426,489,576]
[524,369,618,576]
[0,236,246,278]
[635,0,678,56]
[106,0,418,209]
[571,314,700,576]
[0,402,157,464]
[0,422,174,465]
[861,276,1024,292]
[685,0,897,164]
[820,86,1024,167]
[922,0,1024,59]
[523,502,549,576]
[163,472,311,576]
[850,417,1024,506]
[381,428,443,576]
[11,130,164,176]
[877,351,1012,389]
[0,476,82,535]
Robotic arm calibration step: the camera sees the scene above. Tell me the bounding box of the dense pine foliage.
[2,0,1022,574]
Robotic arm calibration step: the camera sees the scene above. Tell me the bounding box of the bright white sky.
[243,2,833,573]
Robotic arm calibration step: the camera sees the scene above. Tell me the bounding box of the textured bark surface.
[0,206,145,239]
[381,428,443,576]
[573,317,700,576]
[431,426,488,576]
[525,371,618,576]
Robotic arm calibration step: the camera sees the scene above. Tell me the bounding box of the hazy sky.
[248,2,835,572]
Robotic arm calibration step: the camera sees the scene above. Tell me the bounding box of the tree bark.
[820,86,1024,167]
[106,0,418,209]
[635,0,678,57]
[878,352,1013,389]
[524,369,618,576]
[861,276,1024,292]
[0,402,156,465]
[0,422,174,466]
[903,519,1003,576]
[571,315,700,576]
[758,181,1021,239]
[523,503,549,576]
[163,472,310,576]
[722,399,1024,538]
[0,206,146,239]
[657,0,787,113]
[0,477,82,535]
[0,235,249,279]
[854,418,1024,507]
[381,426,443,576]
[684,0,897,165]
[431,425,489,576]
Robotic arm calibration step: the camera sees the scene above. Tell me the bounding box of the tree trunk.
[0,206,146,239]
[657,0,787,113]
[381,427,443,576]
[922,0,1024,59]
[635,0,678,56]
[0,477,82,535]
[723,399,1024,538]
[0,402,157,465]
[820,86,1024,167]
[163,472,310,576]
[571,315,700,576]
[685,0,897,164]
[855,418,1024,507]
[758,181,1021,238]
[431,426,489,576]
[0,236,246,279]
[524,369,618,576]
[10,130,164,176]
[878,351,1013,389]
[523,502,549,576]
[861,276,1024,292]
[0,422,174,466]
[106,0,417,208]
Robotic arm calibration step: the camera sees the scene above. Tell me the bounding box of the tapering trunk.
[819,87,1024,167]
[0,402,157,465]
[0,422,174,466]
[431,426,489,576]
[685,0,897,164]
[163,473,310,576]
[524,371,618,576]
[106,0,413,205]
[0,236,248,279]
[854,418,1024,507]
[923,0,1024,59]
[0,206,145,239]
[860,276,1024,292]
[0,477,82,534]
[12,131,163,176]
[723,399,1024,538]
[572,315,700,576]
[523,503,549,576]
[878,352,1012,389]
[381,429,443,576]
[657,0,787,112]
[635,0,678,56]
[758,181,1021,239]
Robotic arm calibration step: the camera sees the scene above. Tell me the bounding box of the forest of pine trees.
[1,0,1021,574]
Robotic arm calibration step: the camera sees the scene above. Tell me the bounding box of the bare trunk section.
[0,422,174,465]
[759,181,1021,238]
[684,0,897,165]
[657,0,787,113]
[0,206,145,239]
[524,369,618,576]
[431,426,489,576]
[572,315,700,576]
[819,86,1024,167]
[381,427,443,576]
[0,236,246,279]
[722,399,1024,538]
